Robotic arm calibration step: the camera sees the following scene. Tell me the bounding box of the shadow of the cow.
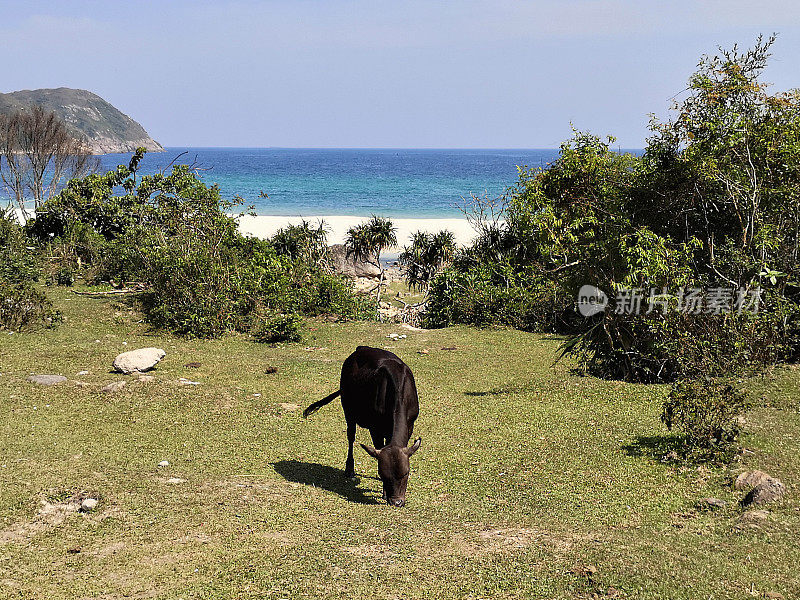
[272,460,381,505]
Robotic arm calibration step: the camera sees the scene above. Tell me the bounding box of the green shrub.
[424,262,573,332]
[0,281,61,332]
[27,152,370,338]
[661,378,752,461]
[49,267,75,287]
[252,313,303,343]
[399,230,456,290]
[565,292,794,383]
[0,208,39,284]
[269,220,328,264]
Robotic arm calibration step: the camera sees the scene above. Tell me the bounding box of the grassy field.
[0,288,798,599]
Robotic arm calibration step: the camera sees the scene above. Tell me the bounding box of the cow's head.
[360,437,421,507]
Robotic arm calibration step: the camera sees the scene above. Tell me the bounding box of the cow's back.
[339,346,417,432]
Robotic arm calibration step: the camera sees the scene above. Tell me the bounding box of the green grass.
[0,288,798,599]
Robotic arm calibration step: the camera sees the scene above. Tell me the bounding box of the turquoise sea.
[97,148,566,218]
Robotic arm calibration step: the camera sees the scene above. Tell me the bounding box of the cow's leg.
[344,421,356,479]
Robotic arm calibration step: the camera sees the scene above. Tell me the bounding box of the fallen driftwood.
[71,284,145,296]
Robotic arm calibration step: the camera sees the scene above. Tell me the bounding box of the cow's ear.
[360,443,380,459]
[404,437,422,457]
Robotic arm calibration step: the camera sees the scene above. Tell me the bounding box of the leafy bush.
[661,378,752,460]
[425,262,574,332]
[252,313,303,343]
[565,296,793,382]
[49,267,75,287]
[269,220,328,265]
[0,281,61,332]
[27,152,370,338]
[399,230,456,290]
[427,38,800,383]
[0,208,39,284]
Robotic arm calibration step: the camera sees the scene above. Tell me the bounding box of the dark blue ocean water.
[97,148,563,218]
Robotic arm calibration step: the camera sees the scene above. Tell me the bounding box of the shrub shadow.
[271,460,381,505]
[464,385,529,397]
[622,435,684,463]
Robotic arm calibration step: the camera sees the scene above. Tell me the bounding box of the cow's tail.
[303,389,341,418]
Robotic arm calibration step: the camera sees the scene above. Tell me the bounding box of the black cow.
[303,346,421,506]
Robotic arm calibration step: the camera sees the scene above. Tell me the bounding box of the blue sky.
[2,1,799,148]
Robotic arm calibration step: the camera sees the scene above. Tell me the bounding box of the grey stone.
[27,374,67,386]
[101,381,126,393]
[327,244,381,278]
[735,470,772,490]
[113,348,165,374]
[742,478,786,507]
[738,509,769,524]
[699,497,727,510]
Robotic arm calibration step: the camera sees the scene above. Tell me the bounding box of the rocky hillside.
[0,87,163,154]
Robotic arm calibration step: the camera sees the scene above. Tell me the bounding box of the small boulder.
[327,244,382,278]
[27,374,67,386]
[113,348,165,374]
[158,460,170,468]
[101,381,126,393]
[735,470,772,490]
[80,498,99,512]
[739,509,769,523]
[742,478,786,507]
[136,374,155,383]
[698,497,727,510]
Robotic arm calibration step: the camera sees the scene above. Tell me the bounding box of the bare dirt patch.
[455,525,593,557]
[0,490,110,544]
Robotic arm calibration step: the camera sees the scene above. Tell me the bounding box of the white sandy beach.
[237,214,478,248]
[10,207,477,249]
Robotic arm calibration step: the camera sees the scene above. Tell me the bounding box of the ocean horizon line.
[140,146,644,153]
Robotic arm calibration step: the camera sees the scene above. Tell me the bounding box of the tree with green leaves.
[345,215,397,313]
[428,36,800,382]
[399,229,456,291]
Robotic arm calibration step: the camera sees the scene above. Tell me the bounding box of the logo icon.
[576,285,608,317]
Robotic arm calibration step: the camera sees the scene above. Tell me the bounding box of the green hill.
[0,87,163,155]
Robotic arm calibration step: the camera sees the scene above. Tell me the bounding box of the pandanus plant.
[345,215,397,316]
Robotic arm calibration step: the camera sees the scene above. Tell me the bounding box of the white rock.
[76,371,89,376]
[113,348,166,374]
[80,498,99,512]
[158,460,170,468]
[166,477,186,484]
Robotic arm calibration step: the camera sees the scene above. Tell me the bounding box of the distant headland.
[0,87,163,155]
